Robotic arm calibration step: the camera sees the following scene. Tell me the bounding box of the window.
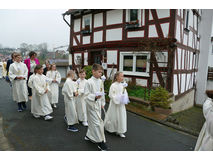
[82,15,92,31]
[184,9,189,31]
[120,52,150,76]
[130,9,138,22]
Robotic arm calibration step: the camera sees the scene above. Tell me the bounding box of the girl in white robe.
[104,72,129,138]
[75,69,88,126]
[84,63,108,151]
[46,64,61,108]
[8,54,28,112]
[195,90,213,151]
[62,70,79,132]
[31,65,53,120]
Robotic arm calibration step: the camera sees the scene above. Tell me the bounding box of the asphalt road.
[0,79,197,151]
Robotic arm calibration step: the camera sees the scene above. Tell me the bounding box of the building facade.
[63,9,202,112]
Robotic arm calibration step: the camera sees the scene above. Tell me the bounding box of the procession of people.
[4,51,130,151]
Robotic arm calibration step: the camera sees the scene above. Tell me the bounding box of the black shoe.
[22,102,27,110]
[97,142,108,151]
[17,103,23,112]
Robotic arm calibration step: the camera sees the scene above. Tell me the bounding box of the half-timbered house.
[62,9,202,112]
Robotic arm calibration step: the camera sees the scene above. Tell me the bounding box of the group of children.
[9,54,129,151]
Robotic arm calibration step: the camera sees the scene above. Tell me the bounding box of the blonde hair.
[113,71,123,82]
[67,70,75,79]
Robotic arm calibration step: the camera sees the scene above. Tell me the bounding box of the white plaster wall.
[73,38,77,46]
[178,48,182,70]
[94,31,103,43]
[156,9,170,19]
[182,50,185,70]
[77,35,80,43]
[174,51,177,70]
[84,52,88,65]
[176,20,181,42]
[173,74,178,96]
[152,72,159,84]
[107,10,123,25]
[127,31,144,38]
[69,54,72,65]
[83,36,90,45]
[181,73,186,93]
[160,23,169,38]
[106,28,122,41]
[74,19,81,32]
[149,25,158,37]
[136,79,147,87]
[189,31,193,48]
[188,10,193,29]
[141,9,145,26]
[183,33,188,46]
[190,52,193,70]
[94,13,103,28]
[149,10,153,20]
[186,73,191,90]
[194,14,198,31]
[107,50,117,65]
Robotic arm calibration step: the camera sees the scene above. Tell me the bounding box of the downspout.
[62,13,72,69]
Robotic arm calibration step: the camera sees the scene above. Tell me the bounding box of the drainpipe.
[62,13,72,69]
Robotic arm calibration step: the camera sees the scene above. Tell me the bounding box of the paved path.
[0,79,197,151]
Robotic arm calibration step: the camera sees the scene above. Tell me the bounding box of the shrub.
[150,87,172,110]
[83,65,93,79]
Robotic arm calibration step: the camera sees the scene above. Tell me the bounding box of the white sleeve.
[62,81,74,99]
[56,71,61,84]
[109,84,120,105]
[8,65,16,81]
[33,76,46,96]
[84,81,96,102]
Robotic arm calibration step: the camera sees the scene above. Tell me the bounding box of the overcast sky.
[0,9,70,50]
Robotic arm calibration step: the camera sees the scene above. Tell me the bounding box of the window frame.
[119,52,150,77]
[82,14,92,31]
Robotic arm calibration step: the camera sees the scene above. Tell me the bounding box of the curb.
[126,109,199,137]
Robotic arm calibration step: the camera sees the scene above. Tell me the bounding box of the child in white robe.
[84,63,108,151]
[62,70,79,132]
[195,90,213,151]
[104,72,129,138]
[75,69,88,126]
[46,64,61,108]
[9,53,28,112]
[31,65,53,120]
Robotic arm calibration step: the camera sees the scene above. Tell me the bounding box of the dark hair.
[14,53,22,58]
[11,52,17,59]
[113,71,123,82]
[79,69,86,74]
[206,90,213,99]
[29,51,37,58]
[35,64,43,71]
[92,63,103,71]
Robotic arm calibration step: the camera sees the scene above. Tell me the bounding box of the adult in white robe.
[46,70,61,106]
[75,78,88,123]
[31,73,53,116]
[62,78,78,126]
[104,82,127,135]
[195,97,213,151]
[9,61,28,103]
[84,76,106,143]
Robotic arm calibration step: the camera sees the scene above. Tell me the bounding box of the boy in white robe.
[195,90,213,151]
[31,65,53,120]
[104,72,129,138]
[9,53,28,112]
[46,64,61,108]
[75,69,88,126]
[62,70,79,132]
[84,63,108,151]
